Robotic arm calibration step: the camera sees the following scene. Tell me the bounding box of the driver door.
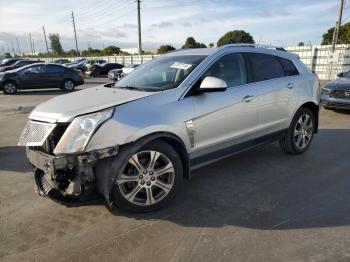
[19,65,46,89]
[190,52,259,156]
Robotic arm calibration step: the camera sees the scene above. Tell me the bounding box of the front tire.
[111,141,182,212]
[279,107,315,154]
[3,81,18,95]
[62,79,75,91]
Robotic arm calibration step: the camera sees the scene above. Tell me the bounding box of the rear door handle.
[287,83,294,89]
[242,95,253,102]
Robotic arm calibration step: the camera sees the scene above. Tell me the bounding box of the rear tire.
[2,81,18,95]
[62,79,75,91]
[279,107,315,154]
[111,140,182,212]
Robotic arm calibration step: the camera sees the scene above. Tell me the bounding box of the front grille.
[330,90,350,99]
[18,121,57,146]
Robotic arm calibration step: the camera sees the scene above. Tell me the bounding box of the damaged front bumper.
[27,146,118,201]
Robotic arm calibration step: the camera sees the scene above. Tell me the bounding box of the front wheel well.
[62,78,76,85]
[127,132,190,180]
[298,102,319,133]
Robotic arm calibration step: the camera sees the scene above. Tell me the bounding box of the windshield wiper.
[114,85,147,91]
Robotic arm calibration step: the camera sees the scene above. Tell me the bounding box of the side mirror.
[199,76,227,92]
[337,72,344,77]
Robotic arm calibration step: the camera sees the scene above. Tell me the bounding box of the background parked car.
[84,59,106,71]
[0,58,24,68]
[64,58,87,72]
[107,68,123,81]
[54,59,71,64]
[0,60,44,72]
[110,64,140,81]
[122,64,139,75]
[86,63,123,77]
[0,63,84,95]
[321,70,350,110]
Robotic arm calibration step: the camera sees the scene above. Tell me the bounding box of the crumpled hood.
[29,85,157,123]
[325,77,350,91]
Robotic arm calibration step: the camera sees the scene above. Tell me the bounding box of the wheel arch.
[95,131,190,208]
[122,132,190,180]
[62,77,76,85]
[298,101,319,133]
[1,79,18,93]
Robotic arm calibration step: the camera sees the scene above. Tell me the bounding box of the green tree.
[182,37,207,49]
[209,43,215,48]
[82,47,102,56]
[102,45,121,56]
[298,42,305,46]
[65,49,77,56]
[322,22,350,45]
[217,30,255,47]
[157,44,176,54]
[49,33,64,55]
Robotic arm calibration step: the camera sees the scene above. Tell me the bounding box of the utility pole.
[43,26,50,54]
[331,0,344,52]
[137,0,142,54]
[71,11,79,56]
[32,39,36,55]
[16,37,21,55]
[29,33,33,55]
[10,40,16,56]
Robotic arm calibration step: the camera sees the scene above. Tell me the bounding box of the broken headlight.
[54,108,114,154]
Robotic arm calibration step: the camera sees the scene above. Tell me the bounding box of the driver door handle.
[242,95,253,103]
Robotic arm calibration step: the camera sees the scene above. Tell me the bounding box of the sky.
[0,0,344,54]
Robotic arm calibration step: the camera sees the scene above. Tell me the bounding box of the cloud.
[0,0,340,51]
[151,21,173,28]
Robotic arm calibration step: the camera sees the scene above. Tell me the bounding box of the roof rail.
[221,43,286,51]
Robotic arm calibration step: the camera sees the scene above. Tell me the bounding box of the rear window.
[278,57,299,76]
[46,65,65,73]
[247,53,285,82]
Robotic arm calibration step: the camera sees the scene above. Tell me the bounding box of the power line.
[75,1,134,26]
[77,5,135,29]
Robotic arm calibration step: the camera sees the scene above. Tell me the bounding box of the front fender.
[86,118,192,152]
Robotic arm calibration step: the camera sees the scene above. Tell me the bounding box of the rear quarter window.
[247,53,285,82]
[278,57,299,76]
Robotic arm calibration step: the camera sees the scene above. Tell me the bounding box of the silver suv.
[19,44,320,212]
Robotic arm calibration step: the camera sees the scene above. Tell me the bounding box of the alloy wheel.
[116,150,175,206]
[64,80,74,91]
[4,83,16,94]
[294,114,313,150]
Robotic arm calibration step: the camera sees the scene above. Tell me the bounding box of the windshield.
[115,55,207,91]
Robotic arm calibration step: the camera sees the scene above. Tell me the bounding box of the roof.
[163,48,217,57]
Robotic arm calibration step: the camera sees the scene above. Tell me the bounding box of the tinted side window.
[278,57,299,76]
[247,53,284,82]
[24,65,46,74]
[46,65,65,73]
[203,53,247,87]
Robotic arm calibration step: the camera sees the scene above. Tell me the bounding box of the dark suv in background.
[0,63,84,94]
